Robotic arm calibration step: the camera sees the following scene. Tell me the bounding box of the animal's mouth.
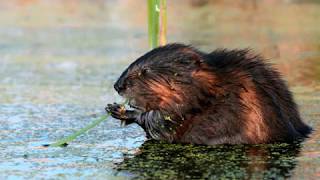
[128,98,145,111]
[118,92,146,111]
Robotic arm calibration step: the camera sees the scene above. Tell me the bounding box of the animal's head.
[114,44,219,114]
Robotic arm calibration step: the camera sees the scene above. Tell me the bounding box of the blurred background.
[0,0,319,179]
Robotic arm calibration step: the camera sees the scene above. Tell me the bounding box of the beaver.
[106,43,312,145]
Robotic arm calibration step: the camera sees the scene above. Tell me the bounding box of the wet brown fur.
[112,43,312,145]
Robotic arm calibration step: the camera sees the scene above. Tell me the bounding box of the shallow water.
[0,0,319,179]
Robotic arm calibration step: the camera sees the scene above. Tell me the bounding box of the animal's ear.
[192,56,204,67]
[179,47,204,66]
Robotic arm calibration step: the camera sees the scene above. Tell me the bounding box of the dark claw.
[105,102,139,125]
[106,103,121,112]
[105,103,128,120]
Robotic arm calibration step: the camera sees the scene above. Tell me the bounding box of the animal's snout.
[114,79,126,93]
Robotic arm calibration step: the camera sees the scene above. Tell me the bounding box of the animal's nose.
[114,79,125,93]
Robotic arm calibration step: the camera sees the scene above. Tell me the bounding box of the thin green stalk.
[148,0,160,49]
[47,114,110,147]
[46,100,128,147]
[159,0,167,46]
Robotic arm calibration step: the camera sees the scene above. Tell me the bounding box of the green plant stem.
[47,100,129,147]
[48,114,110,147]
[148,0,160,49]
[159,0,167,46]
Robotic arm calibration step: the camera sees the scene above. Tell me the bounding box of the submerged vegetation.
[117,140,302,179]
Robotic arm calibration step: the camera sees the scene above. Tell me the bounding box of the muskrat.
[106,43,312,145]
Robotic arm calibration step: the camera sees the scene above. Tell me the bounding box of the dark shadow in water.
[115,140,302,179]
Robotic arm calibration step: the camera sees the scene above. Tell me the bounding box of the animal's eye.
[126,80,133,87]
[139,68,149,76]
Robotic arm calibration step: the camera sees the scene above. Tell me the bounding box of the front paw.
[105,103,128,120]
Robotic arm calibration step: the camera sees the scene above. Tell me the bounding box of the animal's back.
[179,49,311,144]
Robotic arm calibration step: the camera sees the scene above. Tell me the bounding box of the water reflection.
[116,140,302,179]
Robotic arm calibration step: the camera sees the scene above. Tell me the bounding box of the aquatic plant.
[46,99,128,147]
[47,114,110,147]
[148,0,167,48]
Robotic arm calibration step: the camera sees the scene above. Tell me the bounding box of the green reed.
[148,0,167,48]
[46,100,128,147]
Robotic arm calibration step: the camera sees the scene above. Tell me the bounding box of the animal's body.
[106,44,311,145]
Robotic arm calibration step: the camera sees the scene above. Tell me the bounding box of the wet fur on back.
[109,44,312,145]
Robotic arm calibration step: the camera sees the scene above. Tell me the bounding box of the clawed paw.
[105,103,128,120]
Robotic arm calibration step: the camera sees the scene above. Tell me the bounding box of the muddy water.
[0,0,319,179]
